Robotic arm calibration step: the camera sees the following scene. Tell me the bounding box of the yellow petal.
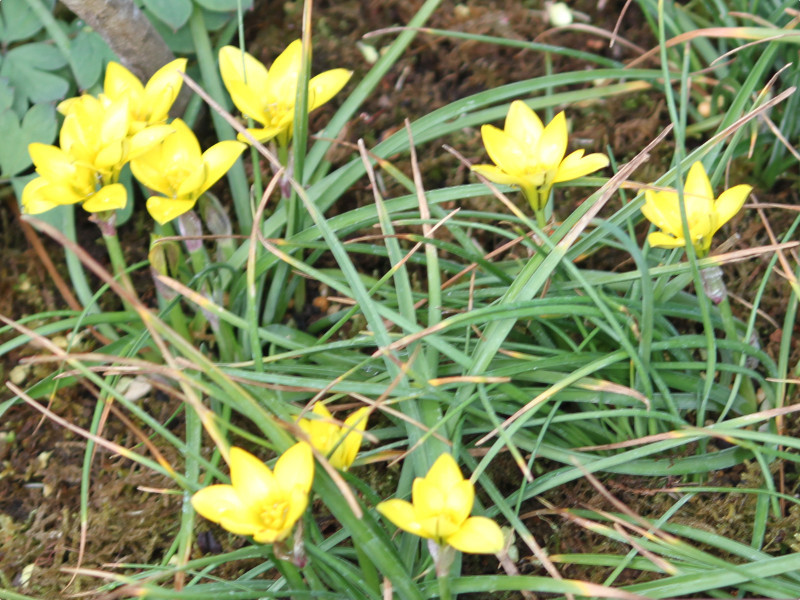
[39,181,87,206]
[330,407,369,470]
[713,184,751,233]
[146,196,196,224]
[426,454,464,490]
[445,479,475,526]
[376,499,424,536]
[647,230,685,249]
[95,141,125,170]
[129,124,175,160]
[300,403,337,454]
[21,177,59,214]
[267,40,302,100]
[163,119,202,164]
[224,79,270,126]
[342,406,369,438]
[192,484,260,536]
[311,402,334,419]
[554,149,609,183]
[471,164,524,187]
[446,516,504,554]
[104,62,144,104]
[413,476,444,519]
[198,140,246,196]
[505,100,543,148]
[642,189,682,237]
[481,124,529,175]
[253,527,289,544]
[537,111,568,170]
[176,164,207,198]
[101,98,131,145]
[229,447,277,503]
[683,161,714,210]
[143,58,187,121]
[687,209,714,244]
[57,96,80,116]
[280,484,311,536]
[237,126,287,144]
[220,513,261,537]
[219,46,270,98]
[311,402,333,422]
[308,69,352,112]
[131,153,170,196]
[59,112,93,162]
[192,483,243,522]
[273,442,314,494]
[29,143,75,181]
[82,183,128,213]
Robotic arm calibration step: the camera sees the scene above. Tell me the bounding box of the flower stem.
[263,144,297,325]
[534,207,547,230]
[271,545,308,600]
[717,292,758,416]
[437,573,453,600]
[102,230,135,312]
[431,540,455,600]
[96,213,134,297]
[698,265,757,419]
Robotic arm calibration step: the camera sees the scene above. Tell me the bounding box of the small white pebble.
[9,364,29,385]
[547,2,573,26]
[37,450,52,470]
[356,41,379,65]
[19,563,35,587]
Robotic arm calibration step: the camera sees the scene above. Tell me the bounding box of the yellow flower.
[130,118,246,224]
[219,41,352,146]
[472,100,609,212]
[298,403,369,471]
[642,161,751,256]
[191,443,314,544]
[103,59,187,134]
[22,95,169,215]
[22,143,109,214]
[377,453,504,554]
[59,59,187,135]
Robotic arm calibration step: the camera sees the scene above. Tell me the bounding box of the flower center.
[264,101,293,129]
[521,166,548,188]
[259,498,291,531]
[164,165,195,195]
[433,510,463,542]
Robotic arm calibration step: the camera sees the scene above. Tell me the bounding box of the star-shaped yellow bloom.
[102,59,187,134]
[219,41,352,146]
[298,403,369,471]
[191,443,314,544]
[130,118,246,224]
[59,59,186,136]
[22,95,170,215]
[642,161,751,256]
[472,100,609,213]
[377,453,504,554]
